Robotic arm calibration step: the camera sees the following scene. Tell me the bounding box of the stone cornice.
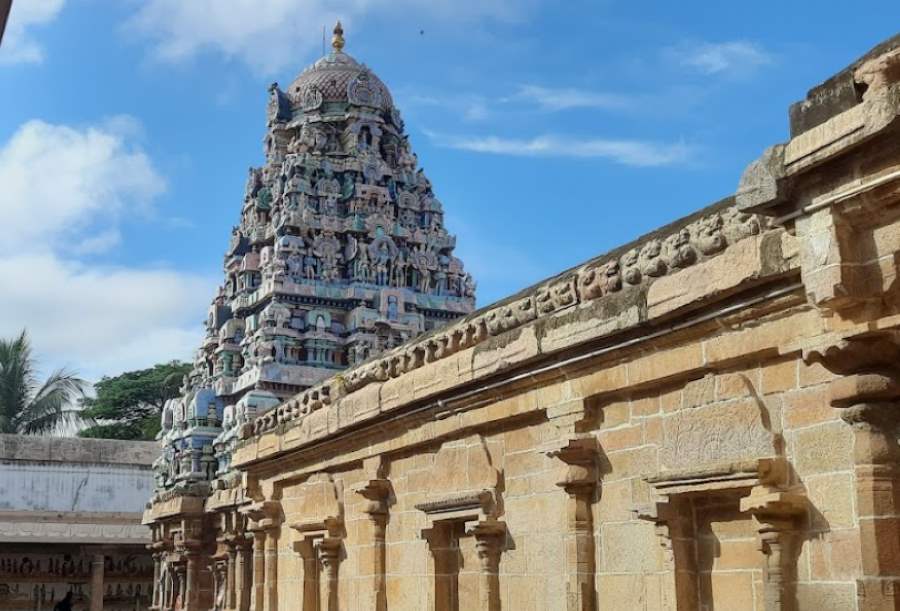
[241,199,780,443]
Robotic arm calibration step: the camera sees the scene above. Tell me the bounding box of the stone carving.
[348,71,384,108]
[578,261,621,299]
[152,21,475,496]
[302,85,323,111]
[248,199,769,436]
[660,398,778,471]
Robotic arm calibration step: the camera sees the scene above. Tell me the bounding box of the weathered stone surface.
[646,232,790,318]
[660,398,777,470]
[145,33,900,611]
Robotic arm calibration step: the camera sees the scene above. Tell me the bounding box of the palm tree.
[0,330,89,434]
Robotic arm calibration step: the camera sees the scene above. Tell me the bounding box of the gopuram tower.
[151,23,475,499]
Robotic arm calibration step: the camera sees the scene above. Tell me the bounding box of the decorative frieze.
[248,202,769,437]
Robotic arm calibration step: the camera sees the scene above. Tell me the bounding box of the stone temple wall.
[0,435,157,611]
[145,35,900,611]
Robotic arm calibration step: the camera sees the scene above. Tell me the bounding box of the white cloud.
[669,40,772,76]
[427,131,693,167]
[0,0,65,64]
[0,119,215,381]
[0,254,212,380]
[0,119,164,253]
[126,0,535,74]
[509,85,634,111]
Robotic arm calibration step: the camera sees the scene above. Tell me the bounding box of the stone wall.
[0,435,157,611]
[145,35,900,611]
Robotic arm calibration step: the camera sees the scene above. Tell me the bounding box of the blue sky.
[1,0,898,381]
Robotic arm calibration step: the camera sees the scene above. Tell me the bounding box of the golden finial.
[332,21,345,52]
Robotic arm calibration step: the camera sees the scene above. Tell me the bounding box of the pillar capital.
[740,487,807,535]
[543,434,600,493]
[741,487,807,611]
[468,519,506,565]
[805,333,900,431]
[804,332,900,378]
[354,477,392,518]
[240,500,283,531]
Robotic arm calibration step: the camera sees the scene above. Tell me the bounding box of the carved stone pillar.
[235,537,252,611]
[249,529,266,611]
[241,501,282,611]
[635,498,697,610]
[355,477,391,611]
[469,520,505,611]
[174,563,186,611]
[150,551,162,610]
[806,334,900,611]
[544,435,599,611]
[292,539,319,611]
[740,489,806,611]
[185,551,202,611]
[263,525,280,611]
[316,537,342,611]
[421,523,460,611]
[89,552,104,611]
[227,544,237,610]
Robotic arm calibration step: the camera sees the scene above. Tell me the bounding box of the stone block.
[627,343,705,387]
[336,381,381,426]
[472,325,540,378]
[598,399,631,429]
[601,522,661,572]
[716,371,756,400]
[606,446,658,479]
[806,472,855,529]
[596,478,640,524]
[540,300,641,354]
[701,572,757,611]
[379,375,410,413]
[791,423,853,475]
[829,528,862,579]
[632,395,660,417]
[704,310,822,366]
[571,364,628,400]
[643,417,663,445]
[761,359,798,394]
[683,374,716,409]
[647,233,787,318]
[783,386,838,429]
[599,425,642,452]
[596,574,645,611]
[660,398,777,471]
[796,583,857,611]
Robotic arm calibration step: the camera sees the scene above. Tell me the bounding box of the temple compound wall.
[145,36,900,610]
[0,435,157,610]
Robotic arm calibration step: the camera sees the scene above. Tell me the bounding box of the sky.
[1,0,898,382]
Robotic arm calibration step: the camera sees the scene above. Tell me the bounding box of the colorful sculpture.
[153,22,475,497]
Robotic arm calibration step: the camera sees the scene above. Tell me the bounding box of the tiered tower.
[152,23,475,494]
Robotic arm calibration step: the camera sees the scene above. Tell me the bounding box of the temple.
[145,27,900,611]
[151,23,475,500]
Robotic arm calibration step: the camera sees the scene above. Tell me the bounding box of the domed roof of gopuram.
[288,21,394,112]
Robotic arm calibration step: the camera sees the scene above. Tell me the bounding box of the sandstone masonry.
[145,32,900,611]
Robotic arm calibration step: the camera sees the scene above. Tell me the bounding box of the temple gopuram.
[146,28,900,611]
[149,23,474,505]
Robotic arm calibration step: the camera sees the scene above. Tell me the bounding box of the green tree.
[79,361,191,440]
[0,330,88,434]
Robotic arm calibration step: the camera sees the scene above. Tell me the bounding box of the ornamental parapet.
[239,198,785,445]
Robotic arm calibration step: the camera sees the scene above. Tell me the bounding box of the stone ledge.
[0,520,149,545]
[0,434,158,465]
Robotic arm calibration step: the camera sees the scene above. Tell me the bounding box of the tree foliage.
[78,361,190,440]
[0,330,88,435]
